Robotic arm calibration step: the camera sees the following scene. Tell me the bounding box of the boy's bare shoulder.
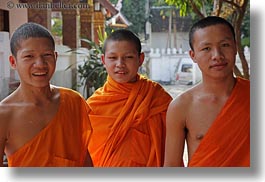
[0,92,18,119]
[0,95,14,149]
[0,103,11,134]
[170,84,200,108]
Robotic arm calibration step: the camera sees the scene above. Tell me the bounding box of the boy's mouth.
[32,72,48,76]
[115,70,126,74]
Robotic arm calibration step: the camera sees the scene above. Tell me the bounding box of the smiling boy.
[0,22,93,167]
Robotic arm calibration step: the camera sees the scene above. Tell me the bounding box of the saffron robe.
[7,88,92,167]
[188,77,250,167]
[87,74,172,167]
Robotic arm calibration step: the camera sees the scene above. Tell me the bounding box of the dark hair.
[189,16,236,51]
[103,29,141,55]
[10,22,55,57]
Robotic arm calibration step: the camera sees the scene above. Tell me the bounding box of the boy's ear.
[139,52,145,66]
[101,54,105,65]
[54,51,58,61]
[9,55,17,69]
[189,50,197,63]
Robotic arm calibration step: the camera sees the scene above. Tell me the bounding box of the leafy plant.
[75,41,106,98]
[76,28,109,98]
[51,17,62,37]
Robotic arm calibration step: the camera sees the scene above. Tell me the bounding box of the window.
[181,64,192,72]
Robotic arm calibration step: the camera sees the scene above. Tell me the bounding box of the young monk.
[0,22,93,167]
[164,16,250,167]
[87,29,173,167]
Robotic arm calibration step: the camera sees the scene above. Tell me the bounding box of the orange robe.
[7,87,92,167]
[188,77,250,167]
[87,74,172,167]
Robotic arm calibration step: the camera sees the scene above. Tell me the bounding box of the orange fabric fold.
[7,88,92,167]
[188,77,250,167]
[87,74,172,167]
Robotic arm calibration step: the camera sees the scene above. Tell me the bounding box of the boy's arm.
[81,99,93,167]
[84,150,93,167]
[163,97,187,167]
[0,109,8,167]
[0,137,5,167]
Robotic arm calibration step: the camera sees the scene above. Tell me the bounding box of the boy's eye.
[202,47,210,51]
[24,55,33,58]
[125,55,134,59]
[222,43,230,47]
[43,53,53,57]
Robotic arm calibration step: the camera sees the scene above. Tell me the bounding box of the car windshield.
[181,64,192,72]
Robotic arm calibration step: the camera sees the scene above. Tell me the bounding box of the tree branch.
[189,0,205,18]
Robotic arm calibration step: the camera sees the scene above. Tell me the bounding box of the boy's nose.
[116,58,125,67]
[212,48,224,61]
[34,56,47,66]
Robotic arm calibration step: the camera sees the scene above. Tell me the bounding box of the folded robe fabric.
[7,87,92,167]
[87,74,172,167]
[188,77,250,167]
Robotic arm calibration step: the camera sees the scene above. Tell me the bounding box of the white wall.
[51,45,76,89]
[0,0,28,35]
[149,48,190,84]
[150,32,190,52]
[0,32,10,100]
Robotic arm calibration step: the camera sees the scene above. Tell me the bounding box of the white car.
[176,58,202,85]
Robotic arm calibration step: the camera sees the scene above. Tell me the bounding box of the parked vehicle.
[176,58,202,85]
[3,154,7,167]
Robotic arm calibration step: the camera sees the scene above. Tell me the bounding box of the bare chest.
[5,103,59,156]
[186,96,227,158]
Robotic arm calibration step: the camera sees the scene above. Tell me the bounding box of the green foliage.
[164,0,191,16]
[109,0,118,4]
[164,0,214,17]
[109,0,146,35]
[164,0,250,47]
[97,27,108,48]
[240,2,250,47]
[76,40,107,98]
[122,0,146,34]
[51,18,62,36]
[241,37,250,47]
[77,48,107,98]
